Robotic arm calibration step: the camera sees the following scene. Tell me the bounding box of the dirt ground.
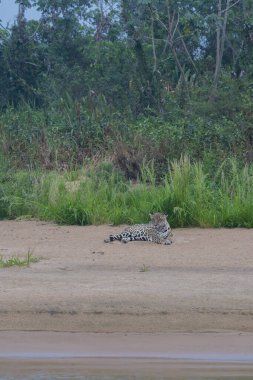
[0,220,253,333]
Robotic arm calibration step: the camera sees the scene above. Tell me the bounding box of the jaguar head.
[149,212,173,236]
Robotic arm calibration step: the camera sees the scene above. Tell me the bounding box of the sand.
[0,220,252,333]
[0,220,253,376]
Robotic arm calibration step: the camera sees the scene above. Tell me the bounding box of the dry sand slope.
[0,220,253,333]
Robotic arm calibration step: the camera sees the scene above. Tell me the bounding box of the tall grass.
[0,157,253,227]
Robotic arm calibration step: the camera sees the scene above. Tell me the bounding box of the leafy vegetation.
[0,1,252,227]
[1,157,253,227]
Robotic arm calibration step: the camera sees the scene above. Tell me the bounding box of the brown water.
[1,332,253,379]
[1,358,253,379]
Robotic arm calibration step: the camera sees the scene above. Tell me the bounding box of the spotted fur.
[104,213,172,245]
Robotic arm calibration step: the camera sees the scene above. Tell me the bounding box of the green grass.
[0,251,41,268]
[0,157,253,228]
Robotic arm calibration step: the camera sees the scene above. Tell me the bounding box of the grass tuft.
[139,264,150,272]
[0,250,41,268]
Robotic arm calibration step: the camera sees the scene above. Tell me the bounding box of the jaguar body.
[104,213,172,245]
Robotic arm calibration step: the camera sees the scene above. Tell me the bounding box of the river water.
[1,332,253,379]
[1,357,253,379]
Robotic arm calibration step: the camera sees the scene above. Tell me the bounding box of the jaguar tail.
[104,234,122,243]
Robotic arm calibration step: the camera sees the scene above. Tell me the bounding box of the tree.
[213,0,242,89]
[0,1,46,106]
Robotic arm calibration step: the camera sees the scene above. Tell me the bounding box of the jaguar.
[104,212,172,245]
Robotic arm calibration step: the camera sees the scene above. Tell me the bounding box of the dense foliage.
[0,0,252,172]
[0,1,253,226]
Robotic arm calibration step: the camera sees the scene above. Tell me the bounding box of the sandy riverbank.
[0,221,253,333]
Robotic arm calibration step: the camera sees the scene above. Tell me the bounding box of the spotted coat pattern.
[104,213,172,245]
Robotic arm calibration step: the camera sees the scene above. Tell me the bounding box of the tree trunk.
[213,0,231,89]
